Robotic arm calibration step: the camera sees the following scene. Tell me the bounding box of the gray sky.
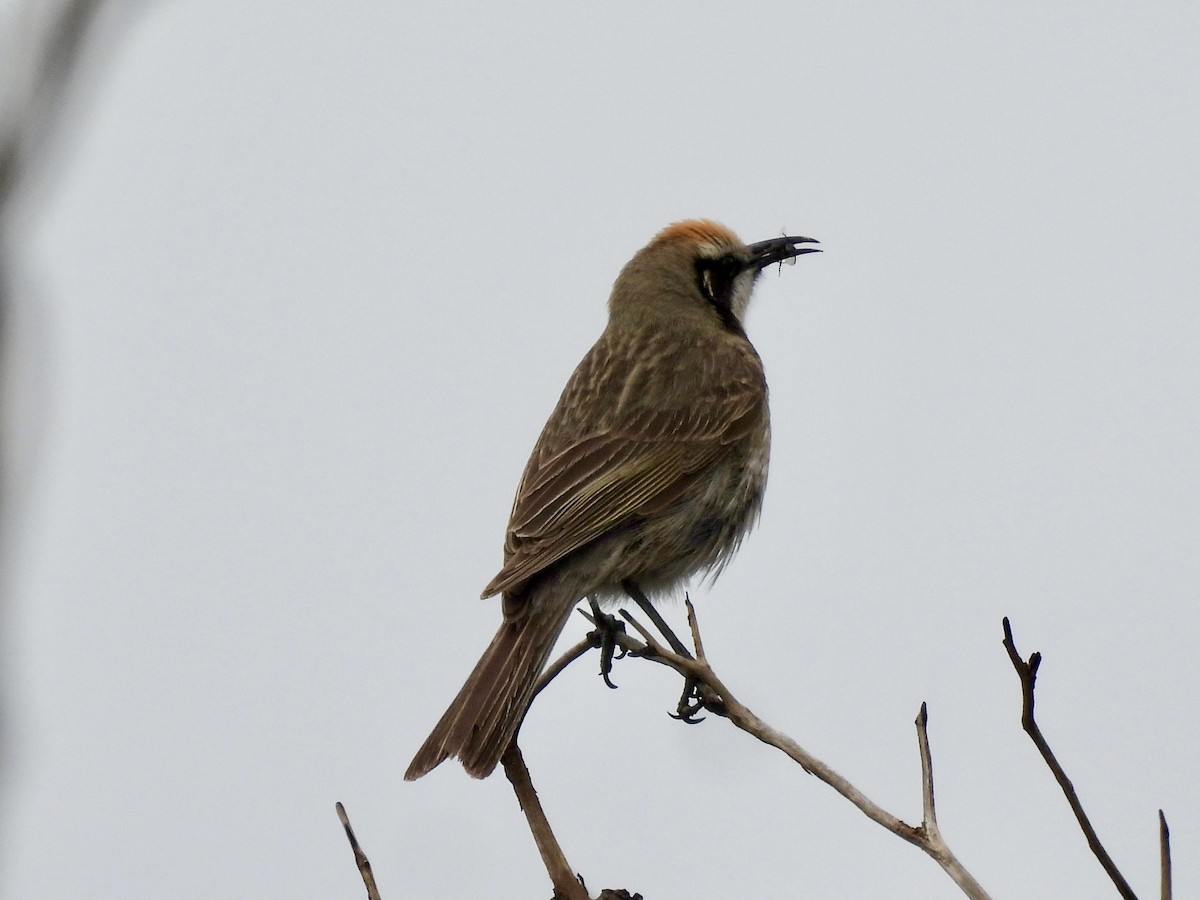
[3,3,1197,898]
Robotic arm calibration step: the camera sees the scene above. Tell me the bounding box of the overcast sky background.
[1,3,1197,898]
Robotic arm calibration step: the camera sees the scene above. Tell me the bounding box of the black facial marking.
[695,255,747,337]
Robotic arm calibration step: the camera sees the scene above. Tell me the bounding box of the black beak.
[746,234,821,272]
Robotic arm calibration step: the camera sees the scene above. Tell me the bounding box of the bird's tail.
[404,602,575,780]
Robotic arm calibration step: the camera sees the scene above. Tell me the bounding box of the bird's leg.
[620,580,693,658]
[586,596,626,689]
[619,580,729,722]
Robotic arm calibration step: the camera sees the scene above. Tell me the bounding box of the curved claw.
[669,676,709,723]
[587,598,627,690]
[670,707,707,725]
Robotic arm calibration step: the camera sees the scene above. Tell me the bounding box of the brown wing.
[481,330,765,598]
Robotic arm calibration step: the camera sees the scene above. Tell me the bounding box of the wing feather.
[481,329,765,598]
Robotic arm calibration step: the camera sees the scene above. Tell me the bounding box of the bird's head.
[609,219,819,334]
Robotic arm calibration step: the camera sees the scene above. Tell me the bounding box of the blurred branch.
[1,0,131,496]
[1001,617,1141,900]
[0,0,112,215]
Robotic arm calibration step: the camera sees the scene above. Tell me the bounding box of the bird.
[405,219,819,780]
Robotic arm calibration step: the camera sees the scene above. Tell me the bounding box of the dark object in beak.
[746,234,821,271]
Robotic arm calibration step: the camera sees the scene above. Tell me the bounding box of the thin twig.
[336,802,382,900]
[501,743,587,900]
[683,598,707,662]
[1159,810,1171,900]
[1001,618,1137,900]
[908,703,985,896]
[616,606,666,651]
[529,633,595,704]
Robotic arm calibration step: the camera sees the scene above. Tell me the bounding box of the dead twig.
[907,702,986,896]
[336,802,382,900]
[1001,617,1138,900]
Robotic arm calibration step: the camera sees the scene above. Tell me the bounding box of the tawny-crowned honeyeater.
[405,219,819,780]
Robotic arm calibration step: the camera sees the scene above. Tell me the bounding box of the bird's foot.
[587,596,626,689]
[669,675,727,723]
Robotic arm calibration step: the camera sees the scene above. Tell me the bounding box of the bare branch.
[501,743,587,900]
[336,802,382,900]
[1001,617,1138,900]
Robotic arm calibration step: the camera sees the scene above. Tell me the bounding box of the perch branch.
[579,600,991,899]
[530,633,596,704]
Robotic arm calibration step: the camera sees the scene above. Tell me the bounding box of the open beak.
[746,234,821,272]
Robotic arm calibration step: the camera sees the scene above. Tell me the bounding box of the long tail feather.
[405,602,575,780]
